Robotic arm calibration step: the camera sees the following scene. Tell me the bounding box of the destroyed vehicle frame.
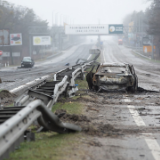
[86,62,138,92]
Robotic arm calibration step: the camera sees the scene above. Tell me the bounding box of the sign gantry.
[65,24,123,35]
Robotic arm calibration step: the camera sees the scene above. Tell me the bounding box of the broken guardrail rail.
[0,61,94,160]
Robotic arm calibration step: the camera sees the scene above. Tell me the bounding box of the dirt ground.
[4,41,160,160]
[50,41,160,159]
[53,87,160,160]
[0,90,16,106]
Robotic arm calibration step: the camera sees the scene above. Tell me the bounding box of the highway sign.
[65,25,109,35]
[0,51,3,55]
[65,24,123,35]
[109,24,123,34]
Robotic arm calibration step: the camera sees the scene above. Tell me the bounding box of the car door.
[130,65,138,88]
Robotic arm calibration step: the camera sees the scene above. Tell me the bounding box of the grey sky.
[7,0,151,26]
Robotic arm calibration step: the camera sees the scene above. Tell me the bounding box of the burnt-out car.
[86,62,138,92]
[21,57,34,68]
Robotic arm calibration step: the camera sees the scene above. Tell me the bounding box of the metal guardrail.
[0,61,94,159]
[124,45,143,50]
[124,45,151,60]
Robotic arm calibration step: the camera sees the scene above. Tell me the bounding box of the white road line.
[103,48,106,62]
[125,99,160,160]
[127,105,146,126]
[102,48,112,72]
[144,133,160,160]
[87,54,92,60]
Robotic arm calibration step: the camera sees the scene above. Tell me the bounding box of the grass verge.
[8,133,84,160]
[52,101,83,115]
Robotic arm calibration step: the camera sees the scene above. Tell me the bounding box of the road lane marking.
[144,133,160,160]
[103,48,106,62]
[87,54,92,60]
[125,99,160,160]
[102,48,112,72]
[127,105,146,126]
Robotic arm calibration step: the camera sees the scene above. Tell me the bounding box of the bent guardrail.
[0,61,95,159]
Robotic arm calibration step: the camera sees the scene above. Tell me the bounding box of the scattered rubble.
[55,109,90,123]
[87,141,103,147]
[0,90,16,106]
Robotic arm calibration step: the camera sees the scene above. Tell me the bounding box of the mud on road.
[55,89,160,160]
[0,90,16,106]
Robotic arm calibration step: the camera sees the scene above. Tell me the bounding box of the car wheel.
[94,86,99,91]
[128,79,138,93]
[86,72,94,90]
[127,86,135,93]
[134,75,138,92]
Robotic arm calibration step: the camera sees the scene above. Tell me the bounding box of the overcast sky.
[7,0,151,26]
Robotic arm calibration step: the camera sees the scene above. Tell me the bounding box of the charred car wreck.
[86,62,138,92]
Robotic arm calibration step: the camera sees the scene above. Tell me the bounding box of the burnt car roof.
[100,62,129,67]
[95,62,132,76]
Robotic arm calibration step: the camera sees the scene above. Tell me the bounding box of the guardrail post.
[54,74,57,81]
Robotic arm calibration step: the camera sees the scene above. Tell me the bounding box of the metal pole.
[152,35,154,59]
[60,15,63,26]
[52,11,54,27]
[29,35,32,57]
[55,12,59,26]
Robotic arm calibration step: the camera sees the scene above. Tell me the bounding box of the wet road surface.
[84,40,160,160]
[2,41,160,160]
[0,43,92,90]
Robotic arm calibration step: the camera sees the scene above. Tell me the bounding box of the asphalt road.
[86,40,160,160]
[2,40,160,160]
[0,43,93,90]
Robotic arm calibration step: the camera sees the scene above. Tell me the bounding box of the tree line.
[0,2,48,47]
[123,0,160,36]
[123,0,160,56]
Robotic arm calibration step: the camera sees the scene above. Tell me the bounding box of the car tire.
[86,72,94,90]
[128,77,138,93]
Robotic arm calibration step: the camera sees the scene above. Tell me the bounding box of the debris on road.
[3,80,15,83]
[0,90,16,105]
[137,87,159,93]
[55,109,90,123]
[86,107,99,112]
